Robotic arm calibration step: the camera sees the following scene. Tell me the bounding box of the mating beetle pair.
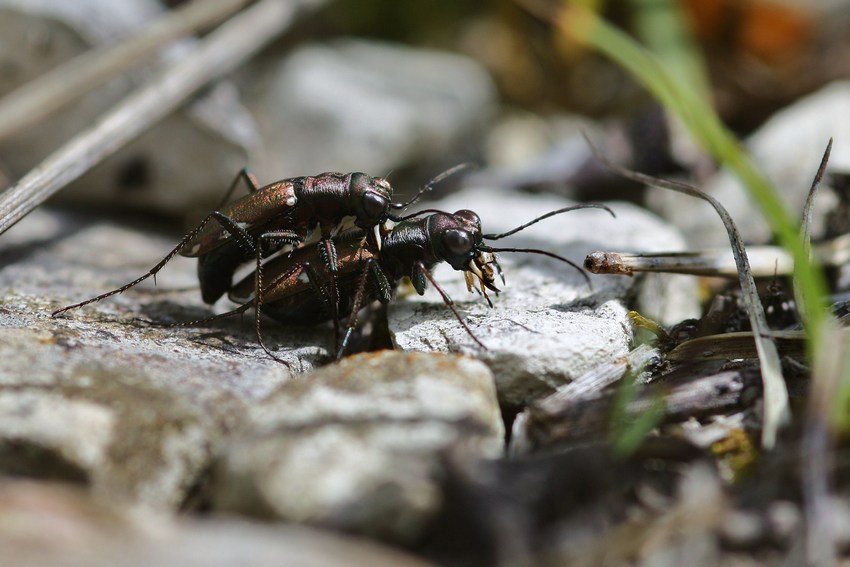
[53,167,448,345]
[53,167,612,361]
[240,204,610,358]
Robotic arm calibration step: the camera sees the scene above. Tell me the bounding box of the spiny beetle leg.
[316,236,342,346]
[257,230,302,253]
[337,257,379,359]
[251,249,289,366]
[136,301,253,328]
[202,211,258,257]
[52,209,257,317]
[415,261,488,351]
[301,261,335,320]
[216,167,261,209]
[370,260,393,304]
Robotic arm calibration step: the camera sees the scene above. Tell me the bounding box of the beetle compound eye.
[453,209,482,230]
[362,191,388,219]
[444,229,473,256]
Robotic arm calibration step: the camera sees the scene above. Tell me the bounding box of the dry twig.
[585,233,850,278]
[0,0,253,142]
[586,138,788,449]
[0,0,325,237]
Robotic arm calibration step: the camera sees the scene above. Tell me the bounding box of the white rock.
[0,208,331,509]
[389,187,698,407]
[211,351,504,542]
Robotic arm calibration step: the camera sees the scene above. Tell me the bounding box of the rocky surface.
[390,186,698,408]
[0,207,321,509]
[211,351,503,542]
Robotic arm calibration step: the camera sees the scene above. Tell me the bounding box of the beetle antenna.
[388,208,454,222]
[482,204,615,240]
[479,245,592,288]
[390,162,477,210]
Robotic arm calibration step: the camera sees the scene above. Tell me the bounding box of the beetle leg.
[53,207,291,319]
[414,261,488,351]
[53,209,247,316]
[337,257,385,359]
[257,230,302,258]
[212,229,301,308]
[252,243,290,365]
[317,237,340,271]
[200,211,257,256]
[317,234,341,348]
[411,269,429,295]
[137,301,253,328]
[370,260,393,304]
[258,230,301,245]
[216,168,261,209]
[300,261,334,319]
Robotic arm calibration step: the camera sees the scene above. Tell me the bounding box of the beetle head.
[428,210,479,269]
[427,210,502,297]
[349,173,393,227]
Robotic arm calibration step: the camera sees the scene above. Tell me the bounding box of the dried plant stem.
[515,369,752,450]
[585,234,850,278]
[666,331,806,362]
[585,248,794,278]
[797,140,833,327]
[587,141,788,449]
[0,0,325,237]
[0,0,253,142]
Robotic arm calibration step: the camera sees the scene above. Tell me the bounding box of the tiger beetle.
[51,165,471,343]
[184,204,615,361]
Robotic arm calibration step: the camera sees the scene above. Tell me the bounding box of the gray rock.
[246,38,495,181]
[0,376,215,508]
[649,81,850,247]
[1,208,331,372]
[389,187,699,408]
[0,478,437,567]
[211,351,504,542]
[0,0,258,216]
[0,208,330,508]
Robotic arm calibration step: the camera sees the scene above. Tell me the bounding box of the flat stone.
[389,187,698,408]
[0,208,331,509]
[0,376,214,509]
[210,351,503,542]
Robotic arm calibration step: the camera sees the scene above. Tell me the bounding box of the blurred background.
[2,0,849,234]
